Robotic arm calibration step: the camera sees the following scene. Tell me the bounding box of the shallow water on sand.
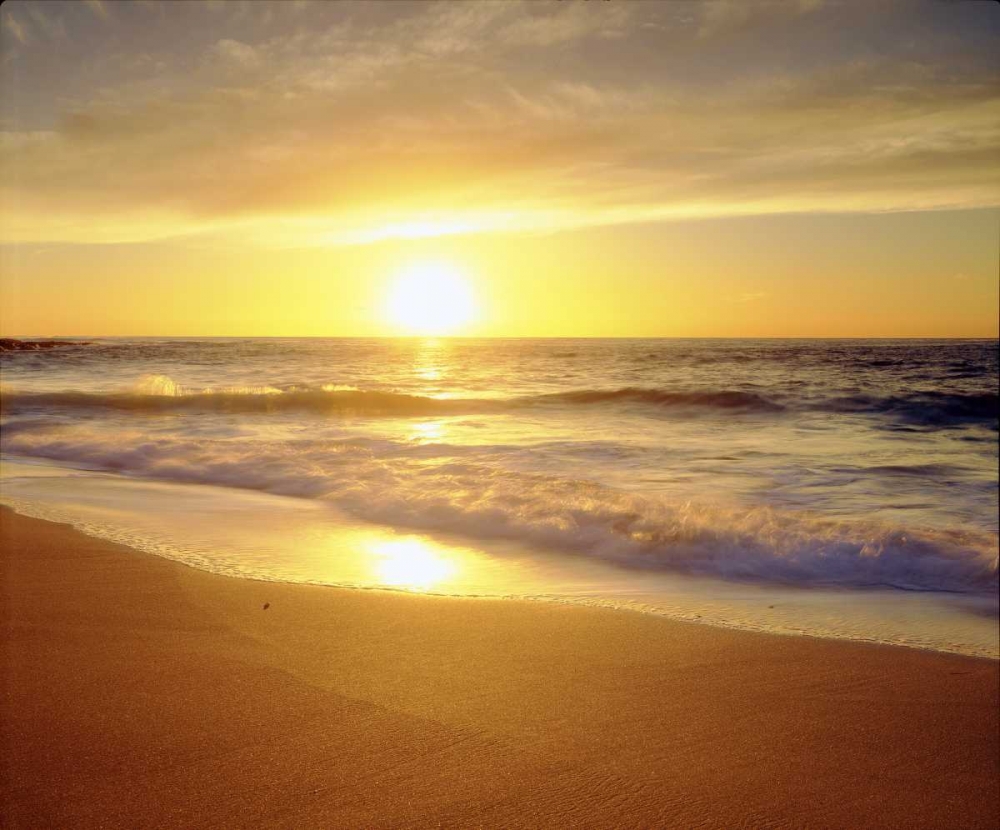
[1,338,997,655]
[2,459,996,658]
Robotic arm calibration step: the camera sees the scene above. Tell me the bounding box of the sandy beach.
[4,0,998,826]
[1,507,997,829]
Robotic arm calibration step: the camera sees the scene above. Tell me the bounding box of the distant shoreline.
[0,338,92,351]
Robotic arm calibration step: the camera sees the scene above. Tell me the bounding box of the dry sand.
[1,507,997,829]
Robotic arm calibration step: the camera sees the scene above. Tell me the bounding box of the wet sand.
[1,507,997,829]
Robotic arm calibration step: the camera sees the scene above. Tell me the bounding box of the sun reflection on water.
[409,419,447,443]
[412,337,450,385]
[416,365,443,381]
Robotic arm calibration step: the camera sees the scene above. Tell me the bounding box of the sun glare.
[370,538,458,591]
[385,263,477,335]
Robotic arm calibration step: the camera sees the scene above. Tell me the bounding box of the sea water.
[2,338,997,656]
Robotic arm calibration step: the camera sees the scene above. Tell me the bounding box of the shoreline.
[0,480,1000,662]
[7,495,999,663]
[2,507,999,828]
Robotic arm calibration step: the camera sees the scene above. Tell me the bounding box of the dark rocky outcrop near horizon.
[0,338,91,352]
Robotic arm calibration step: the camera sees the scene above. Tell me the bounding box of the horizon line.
[3,334,998,341]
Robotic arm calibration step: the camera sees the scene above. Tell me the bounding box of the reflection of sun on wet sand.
[316,523,527,596]
[370,538,458,590]
[3,508,998,830]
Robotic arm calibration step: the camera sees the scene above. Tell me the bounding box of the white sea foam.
[3,422,996,594]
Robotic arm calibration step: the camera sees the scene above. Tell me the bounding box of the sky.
[0,0,998,337]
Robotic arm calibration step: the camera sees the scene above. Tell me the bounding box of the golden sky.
[1,0,998,336]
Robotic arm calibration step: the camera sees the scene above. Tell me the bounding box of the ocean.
[1,337,997,656]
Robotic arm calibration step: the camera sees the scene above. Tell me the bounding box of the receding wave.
[2,425,996,594]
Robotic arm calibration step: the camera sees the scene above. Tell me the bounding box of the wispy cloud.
[698,0,823,39]
[84,0,111,22]
[500,2,633,47]
[213,38,258,67]
[1,0,997,247]
[25,5,67,40]
[2,11,28,45]
[728,292,769,304]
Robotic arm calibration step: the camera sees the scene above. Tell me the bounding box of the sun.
[385,263,477,335]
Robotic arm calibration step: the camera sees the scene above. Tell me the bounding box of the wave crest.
[0,387,490,416]
[526,388,783,411]
[2,378,996,428]
[0,381,786,417]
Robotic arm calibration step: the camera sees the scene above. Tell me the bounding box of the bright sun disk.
[385,263,477,335]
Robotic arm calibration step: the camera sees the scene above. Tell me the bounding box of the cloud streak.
[1,0,997,246]
[83,0,111,22]
[2,10,28,45]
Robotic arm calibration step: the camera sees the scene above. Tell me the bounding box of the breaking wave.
[3,424,996,595]
[0,387,489,417]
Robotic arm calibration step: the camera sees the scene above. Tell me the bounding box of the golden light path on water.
[408,420,447,442]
